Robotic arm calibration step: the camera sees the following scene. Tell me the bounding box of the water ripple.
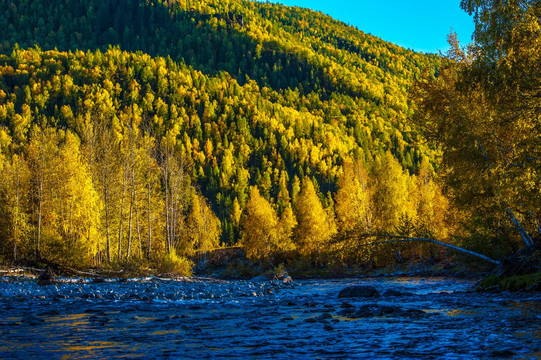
[0,276,539,359]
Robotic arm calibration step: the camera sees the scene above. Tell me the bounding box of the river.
[0,276,539,359]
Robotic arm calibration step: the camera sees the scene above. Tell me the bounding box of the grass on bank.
[477,272,541,292]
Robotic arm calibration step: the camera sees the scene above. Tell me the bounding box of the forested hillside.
[0,0,453,271]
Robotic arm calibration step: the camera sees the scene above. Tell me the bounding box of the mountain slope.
[0,0,444,169]
[0,0,450,266]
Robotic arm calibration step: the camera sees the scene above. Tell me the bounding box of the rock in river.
[251,274,293,284]
[250,275,271,282]
[279,275,293,283]
[382,289,413,297]
[338,285,380,298]
[339,304,428,319]
[37,268,57,286]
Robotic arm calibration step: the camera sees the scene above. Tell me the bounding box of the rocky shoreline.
[1,259,539,292]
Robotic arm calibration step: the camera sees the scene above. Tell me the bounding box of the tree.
[0,153,31,262]
[240,186,280,265]
[231,197,241,227]
[293,177,336,259]
[334,160,372,233]
[26,125,56,259]
[277,202,297,253]
[412,0,541,253]
[461,0,541,241]
[186,192,221,267]
[414,159,450,240]
[53,130,101,265]
[141,130,162,261]
[94,113,122,262]
[157,134,191,253]
[371,151,414,233]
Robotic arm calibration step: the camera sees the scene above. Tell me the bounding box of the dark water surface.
[0,276,539,359]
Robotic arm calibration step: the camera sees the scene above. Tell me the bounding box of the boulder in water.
[37,268,56,286]
[338,285,380,298]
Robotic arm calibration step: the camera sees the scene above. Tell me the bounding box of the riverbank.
[476,272,541,292]
[0,262,529,293]
[1,249,538,292]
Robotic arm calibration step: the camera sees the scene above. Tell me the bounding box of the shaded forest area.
[0,0,538,275]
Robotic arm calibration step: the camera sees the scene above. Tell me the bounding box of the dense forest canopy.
[0,0,535,272]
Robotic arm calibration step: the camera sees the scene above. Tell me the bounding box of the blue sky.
[255,0,475,53]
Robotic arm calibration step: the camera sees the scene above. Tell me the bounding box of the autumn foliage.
[0,0,466,271]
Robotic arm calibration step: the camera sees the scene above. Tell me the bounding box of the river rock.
[317,313,333,321]
[338,307,357,317]
[338,285,380,298]
[339,304,417,318]
[372,305,401,316]
[21,314,44,325]
[279,275,293,283]
[383,289,413,297]
[37,268,56,286]
[402,308,427,318]
[353,305,375,317]
[250,275,271,282]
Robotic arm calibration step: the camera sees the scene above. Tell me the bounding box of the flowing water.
[0,276,539,359]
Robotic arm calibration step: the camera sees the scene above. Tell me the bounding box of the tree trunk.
[164,166,171,252]
[136,203,142,257]
[13,158,21,263]
[118,171,126,261]
[37,153,44,259]
[147,179,152,261]
[104,185,111,263]
[127,169,135,259]
[506,208,533,246]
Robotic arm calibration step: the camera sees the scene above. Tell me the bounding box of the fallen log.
[349,234,501,265]
[506,208,533,246]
